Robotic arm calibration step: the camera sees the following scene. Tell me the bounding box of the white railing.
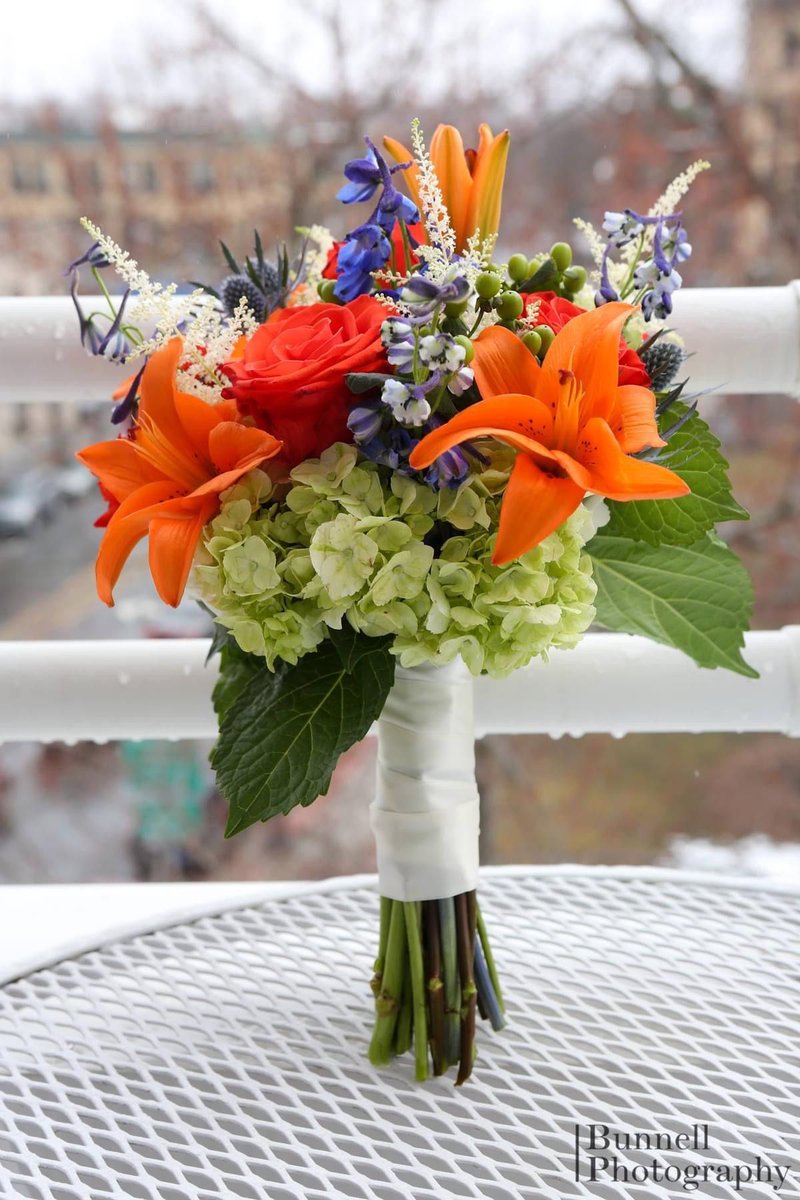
[3,285,800,402]
[1,286,799,746]
[0,630,797,744]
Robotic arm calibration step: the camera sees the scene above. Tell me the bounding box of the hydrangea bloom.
[193,444,599,678]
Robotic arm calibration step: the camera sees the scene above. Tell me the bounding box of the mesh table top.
[0,868,798,1200]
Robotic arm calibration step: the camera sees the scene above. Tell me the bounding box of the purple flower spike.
[65,240,110,275]
[111,358,147,425]
[335,223,391,302]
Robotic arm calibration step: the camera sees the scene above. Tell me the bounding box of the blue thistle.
[220,274,267,323]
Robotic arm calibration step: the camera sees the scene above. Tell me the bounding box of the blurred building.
[0,108,288,295]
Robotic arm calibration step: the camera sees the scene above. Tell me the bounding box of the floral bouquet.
[71,120,754,1084]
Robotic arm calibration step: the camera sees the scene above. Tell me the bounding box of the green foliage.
[518,256,559,292]
[346,372,393,394]
[210,626,395,837]
[211,638,276,724]
[588,531,757,678]
[603,404,749,546]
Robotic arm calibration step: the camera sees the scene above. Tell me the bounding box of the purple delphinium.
[337,138,419,234]
[597,206,692,321]
[333,137,420,301]
[335,223,392,302]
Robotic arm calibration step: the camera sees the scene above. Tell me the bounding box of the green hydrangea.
[192,444,599,678]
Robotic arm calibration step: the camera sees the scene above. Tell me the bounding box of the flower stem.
[393,950,413,1057]
[455,892,478,1086]
[437,897,462,1065]
[404,901,429,1082]
[477,905,505,1013]
[371,895,392,998]
[473,937,506,1032]
[398,219,414,276]
[423,900,446,1075]
[368,900,406,1066]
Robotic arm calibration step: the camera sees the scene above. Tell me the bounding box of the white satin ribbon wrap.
[370,661,480,901]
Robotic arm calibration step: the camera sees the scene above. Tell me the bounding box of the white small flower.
[381,378,412,417]
[448,366,474,396]
[418,334,445,365]
[381,317,413,346]
[419,333,465,371]
[401,396,431,426]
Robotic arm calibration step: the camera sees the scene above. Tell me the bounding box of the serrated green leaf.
[518,256,558,291]
[603,404,749,546]
[211,640,276,723]
[211,627,396,836]
[346,372,393,394]
[588,531,757,678]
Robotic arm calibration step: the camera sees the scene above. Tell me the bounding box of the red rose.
[523,292,651,388]
[322,222,422,281]
[221,295,387,466]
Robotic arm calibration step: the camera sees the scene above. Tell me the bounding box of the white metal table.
[0,866,798,1200]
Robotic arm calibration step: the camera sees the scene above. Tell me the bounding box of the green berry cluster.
[469,241,590,359]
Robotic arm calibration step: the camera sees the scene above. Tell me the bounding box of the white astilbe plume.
[649,159,710,218]
[175,296,259,403]
[80,218,259,401]
[410,118,456,282]
[81,218,206,356]
[516,297,542,333]
[461,230,497,285]
[373,291,413,318]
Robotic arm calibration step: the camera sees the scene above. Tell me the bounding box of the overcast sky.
[2,0,745,113]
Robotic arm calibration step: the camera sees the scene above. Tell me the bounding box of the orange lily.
[77,338,282,607]
[409,302,690,564]
[384,123,510,253]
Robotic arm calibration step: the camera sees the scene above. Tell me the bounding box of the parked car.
[56,461,97,502]
[0,468,62,537]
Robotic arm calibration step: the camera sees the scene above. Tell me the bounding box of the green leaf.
[211,627,396,837]
[603,404,749,546]
[346,372,393,395]
[188,280,221,301]
[518,256,559,291]
[211,639,276,724]
[588,531,757,678]
[219,239,240,275]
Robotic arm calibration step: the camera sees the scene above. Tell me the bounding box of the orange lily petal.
[173,390,237,450]
[609,385,666,454]
[463,124,509,248]
[383,136,423,218]
[77,438,165,501]
[408,395,555,469]
[207,422,282,475]
[148,497,219,607]
[541,302,636,421]
[472,325,542,401]
[138,338,195,457]
[493,455,583,564]
[95,481,186,606]
[554,417,690,500]
[429,124,472,251]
